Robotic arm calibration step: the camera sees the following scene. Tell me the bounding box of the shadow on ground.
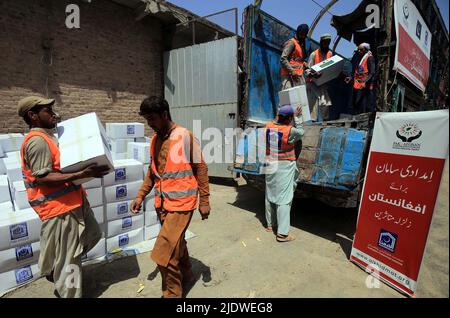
[225,182,358,259]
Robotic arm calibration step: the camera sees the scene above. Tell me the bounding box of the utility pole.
[381,0,394,111]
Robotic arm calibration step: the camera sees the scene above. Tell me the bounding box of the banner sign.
[351,110,449,297]
[393,0,432,92]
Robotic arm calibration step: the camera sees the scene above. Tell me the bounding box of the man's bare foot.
[265,226,273,233]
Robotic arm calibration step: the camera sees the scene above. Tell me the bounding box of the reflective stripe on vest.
[150,126,199,211]
[281,38,305,77]
[20,131,84,221]
[265,122,296,161]
[313,49,332,65]
[353,53,371,90]
[28,184,81,206]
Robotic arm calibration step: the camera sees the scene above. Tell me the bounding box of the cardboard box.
[85,187,103,208]
[109,138,134,154]
[144,210,159,227]
[103,159,143,187]
[127,142,150,164]
[0,242,40,274]
[83,178,102,189]
[5,161,23,186]
[0,201,14,214]
[1,151,21,175]
[0,175,11,204]
[105,200,142,221]
[143,164,149,178]
[0,263,40,295]
[82,238,105,262]
[0,134,24,153]
[144,223,161,241]
[92,205,104,225]
[106,214,144,238]
[106,227,144,252]
[278,85,311,122]
[134,137,150,143]
[144,194,155,212]
[104,180,141,204]
[57,112,114,185]
[0,209,42,251]
[106,123,145,139]
[111,152,128,161]
[310,55,344,86]
[12,181,30,211]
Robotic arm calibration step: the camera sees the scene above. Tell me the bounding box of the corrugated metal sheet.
[164,37,238,178]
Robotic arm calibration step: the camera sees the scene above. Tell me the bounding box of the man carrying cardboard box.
[280,24,311,89]
[306,33,334,121]
[131,96,210,298]
[17,96,110,298]
[264,105,304,242]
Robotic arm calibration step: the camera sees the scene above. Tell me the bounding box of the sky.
[168,0,449,58]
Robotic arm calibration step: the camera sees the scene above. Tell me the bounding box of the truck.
[233,4,373,208]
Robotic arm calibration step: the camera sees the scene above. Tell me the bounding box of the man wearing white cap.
[306,33,334,121]
[345,43,377,114]
[264,105,304,242]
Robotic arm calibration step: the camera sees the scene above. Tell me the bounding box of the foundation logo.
[10,223,28,241]
[117,202,129,215]
[127,125,135,135]
[15,266,33,284]
[378,229,398,253]
[393,122,422,151]
[15,244,34,262]
[116,185,128,199]
[122,216,132,229]
[115,168,127,181]
[119,233,129,247]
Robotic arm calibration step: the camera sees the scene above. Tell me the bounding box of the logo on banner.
[378,229,398,253]
[416,21,422,40]
[403,3,409,19]
[15,244,34,262]
[425,31,429,46]
[393,123,422,151]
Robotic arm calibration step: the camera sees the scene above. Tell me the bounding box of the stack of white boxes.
[103,159,145,253]
[0,133,42,295]
[106,123,145,161]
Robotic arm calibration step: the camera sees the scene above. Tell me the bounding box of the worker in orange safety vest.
[18,96,109,298]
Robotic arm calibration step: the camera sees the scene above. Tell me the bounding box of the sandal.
[265,226,273,233]
[276,235,295,242]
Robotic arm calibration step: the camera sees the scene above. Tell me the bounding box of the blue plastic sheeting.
[311,128,366,190]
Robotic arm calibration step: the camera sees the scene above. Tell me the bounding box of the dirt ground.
[5,161,448,298]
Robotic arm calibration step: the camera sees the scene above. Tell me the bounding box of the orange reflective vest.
[281,38,305,77]
[265,122,296,161]
[313,49,332,65]
[20,131,84,221]
[353,53,371,90]
[150,127,199,212]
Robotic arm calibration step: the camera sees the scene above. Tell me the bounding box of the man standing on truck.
[345,43,377,114]
[306,33,333,121]
[130,96,210,298]
[264,105,304,242]
[18,96,109,298]
[280,24,311,89]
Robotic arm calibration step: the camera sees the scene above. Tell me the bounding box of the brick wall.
[0,0,163,136]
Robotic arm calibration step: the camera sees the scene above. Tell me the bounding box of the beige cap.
[18,96,55,117]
